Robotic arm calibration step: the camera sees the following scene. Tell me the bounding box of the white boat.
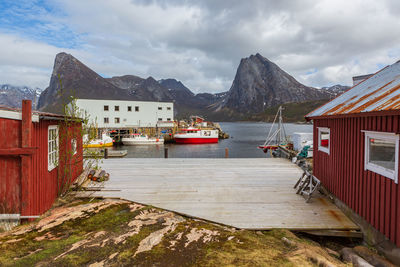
[121,134,164,145]
[83,133,113,148]
[174,127,219,144]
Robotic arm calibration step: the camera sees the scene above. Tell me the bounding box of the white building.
[71,99,174,128]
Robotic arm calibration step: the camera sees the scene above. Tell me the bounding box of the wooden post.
[164,147,168,158]
[21,100,32,216]
[104,148,108,159]
[225,148,229,158]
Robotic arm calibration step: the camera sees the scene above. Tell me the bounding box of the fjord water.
[112,122,313,158]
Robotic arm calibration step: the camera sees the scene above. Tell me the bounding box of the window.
[364,131,399,183]
[167,118,171,121]
[115,105,119,111]
[48,125,59,171]
[128,106,132,112]
[167,107,171,110]
[71,138,77,155]
[158,107,162,110]
[104,105,109,111]
[135,106,139,112]
[158,118,162,121]
[318,127,330,154]
[115,117,120,123]
[104,117,109,124]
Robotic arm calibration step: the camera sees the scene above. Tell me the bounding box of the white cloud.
[1,0,400,92]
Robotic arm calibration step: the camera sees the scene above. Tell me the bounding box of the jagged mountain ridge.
[38,52,133,113]
[0,84,42,109]
[215,53,332,114]
[38,52,223,114]
[37,52,343,119]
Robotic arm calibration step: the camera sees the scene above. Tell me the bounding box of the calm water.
[110,122,313,158]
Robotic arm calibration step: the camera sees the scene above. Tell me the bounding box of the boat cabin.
[306,60,400,248]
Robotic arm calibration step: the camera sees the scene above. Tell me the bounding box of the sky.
[0,0,400,93]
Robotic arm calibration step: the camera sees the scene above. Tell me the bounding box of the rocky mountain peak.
[218,53,331,113]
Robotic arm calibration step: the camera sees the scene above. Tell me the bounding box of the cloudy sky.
[1,0,400,93]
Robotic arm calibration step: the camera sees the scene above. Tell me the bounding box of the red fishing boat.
[174,128,219,144]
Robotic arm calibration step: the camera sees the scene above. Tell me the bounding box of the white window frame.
[318,127,330,154]
[364,131,399,183]
[71,138,77,155]
[48,125,59,171]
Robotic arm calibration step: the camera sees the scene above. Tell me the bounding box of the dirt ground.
[0,198,361,266]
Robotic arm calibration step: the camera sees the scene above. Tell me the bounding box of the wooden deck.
[88,158,358,230]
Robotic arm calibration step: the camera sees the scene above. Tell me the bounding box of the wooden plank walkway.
[87,158,358,230]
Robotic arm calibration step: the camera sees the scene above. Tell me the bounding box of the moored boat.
[121,133,164,145]
[174,128,219,144]
[83,133,113,148]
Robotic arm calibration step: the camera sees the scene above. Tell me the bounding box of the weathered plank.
[89,158,359,230]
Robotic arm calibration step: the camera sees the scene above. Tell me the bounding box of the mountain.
[0,84,42,109]
[38,52,132,113]
[215,53,332,114]
[321,84,350,97]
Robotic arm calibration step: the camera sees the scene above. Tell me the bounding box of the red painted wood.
[0,110,83,217]
[21,100,32,216]
[0,148,37,155]
[313,115,400,247]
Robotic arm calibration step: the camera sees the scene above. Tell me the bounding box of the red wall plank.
[314,114,400,247]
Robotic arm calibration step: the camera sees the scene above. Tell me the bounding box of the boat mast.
[278,106,282,145]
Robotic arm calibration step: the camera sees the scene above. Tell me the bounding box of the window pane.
[320,131,329,148]
[369,138,396,170]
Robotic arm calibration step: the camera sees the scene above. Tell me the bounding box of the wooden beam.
[0,148,37,155]
[301,230,363,238]
[21,100,32,217]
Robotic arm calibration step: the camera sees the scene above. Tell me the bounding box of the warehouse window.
[158,118,162,121]
[115,117,120,123]
[167,118,171,121]
[158,107,162,110]
[364,131,399,183]
[104,117,109,124]
[167,107,171,110]
[115,105,119,111]
[135,106,139,112]
[128,106,132,112]
[318,127,330,154]
[104,105,109,111]
[48,125,59,171]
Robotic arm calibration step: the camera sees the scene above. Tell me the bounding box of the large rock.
[217,53,332,113]
[38,52,131,113]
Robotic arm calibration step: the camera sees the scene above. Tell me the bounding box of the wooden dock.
[86,158,358,231]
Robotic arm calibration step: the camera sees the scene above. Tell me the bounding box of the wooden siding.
[314,116,400,247]
[0,118,83,216]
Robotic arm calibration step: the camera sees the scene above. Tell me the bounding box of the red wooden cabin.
[306,60,400,247]
[0,100,83,219]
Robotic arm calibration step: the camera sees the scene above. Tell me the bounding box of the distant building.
[352,73,374,86]
[71,99,174,128]
[306,60,400,248]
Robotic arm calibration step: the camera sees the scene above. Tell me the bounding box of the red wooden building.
[306,60,400,247]
[0,100,83,219]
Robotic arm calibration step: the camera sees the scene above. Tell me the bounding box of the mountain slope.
[38,53,132,113]
[0,84,42,108]
[216,53,331,114]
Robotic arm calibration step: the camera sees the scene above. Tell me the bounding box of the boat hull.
[121,138,164,145]
[175,137,218,144]
[84,142,113,148]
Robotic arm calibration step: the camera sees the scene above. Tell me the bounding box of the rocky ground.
[0,198,394,266]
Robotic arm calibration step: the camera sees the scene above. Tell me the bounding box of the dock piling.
[164,147,168,158]
[225,148,229,158]
[104,148,108,159]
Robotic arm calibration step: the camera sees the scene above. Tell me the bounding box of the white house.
[71,99,174,128]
